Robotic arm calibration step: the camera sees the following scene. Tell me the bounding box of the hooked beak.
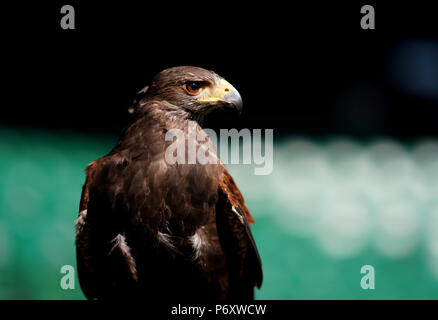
[197,78,243,114]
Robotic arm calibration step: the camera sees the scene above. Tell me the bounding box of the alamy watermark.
[164,122,273,175]
[60,4,376,31]
[60,265,75,290]
[360,265,375,290]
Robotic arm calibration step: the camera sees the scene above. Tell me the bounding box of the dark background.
[4,1,438,138]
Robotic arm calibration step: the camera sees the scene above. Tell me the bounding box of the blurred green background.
[1,126,438,299]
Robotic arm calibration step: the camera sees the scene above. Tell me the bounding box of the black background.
[4,1,438,138]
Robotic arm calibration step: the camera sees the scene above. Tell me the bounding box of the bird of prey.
[75,66,262,300]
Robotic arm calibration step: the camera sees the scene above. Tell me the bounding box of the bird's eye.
[184,82,202,95]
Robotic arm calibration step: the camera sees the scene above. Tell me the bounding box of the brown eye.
[185,82,202,95]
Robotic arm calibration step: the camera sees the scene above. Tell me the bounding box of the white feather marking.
[190,231,203,259]
[109,234,138,280]
[157,231,177,252]
[232,206,245,224]
[75,210,87,235]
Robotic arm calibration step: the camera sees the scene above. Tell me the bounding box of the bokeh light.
[1,127,438,299]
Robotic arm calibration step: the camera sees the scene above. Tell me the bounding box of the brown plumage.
[75,66,262,300]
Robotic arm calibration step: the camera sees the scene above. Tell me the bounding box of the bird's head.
[143,66,243,119]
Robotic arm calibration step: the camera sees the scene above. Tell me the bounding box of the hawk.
[75,66,262,300]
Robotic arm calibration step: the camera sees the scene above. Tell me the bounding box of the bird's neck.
[116,100,208,153]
